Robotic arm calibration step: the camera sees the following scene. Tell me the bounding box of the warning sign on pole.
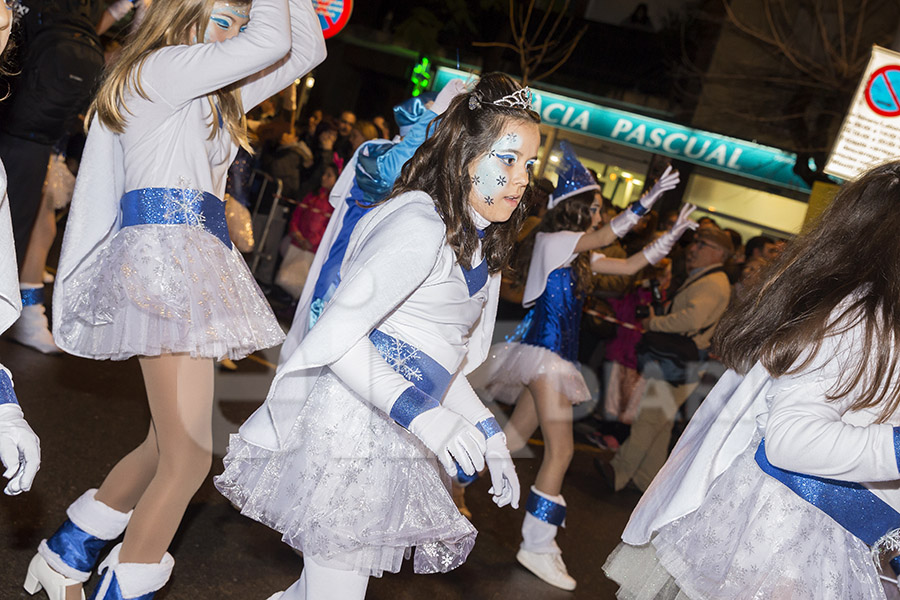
[825,46,900,180]
[313,0,353,39]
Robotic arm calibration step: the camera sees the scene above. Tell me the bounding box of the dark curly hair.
[514,191,596,297]
[392,72,541,273]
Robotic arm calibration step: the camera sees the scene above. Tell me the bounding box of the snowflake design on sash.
[163,179,206,229]
[373,335,424,383]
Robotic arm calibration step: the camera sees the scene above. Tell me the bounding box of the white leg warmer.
[280,556,368,600]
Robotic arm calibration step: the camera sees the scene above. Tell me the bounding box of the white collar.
[468,204,491,232]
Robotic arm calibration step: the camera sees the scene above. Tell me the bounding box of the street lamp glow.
[305,76,316,89]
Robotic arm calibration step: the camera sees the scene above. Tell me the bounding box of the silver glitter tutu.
[215,370,477,578]
[56,224,285,360]
[604,433,885,600]
[469,341,591,405]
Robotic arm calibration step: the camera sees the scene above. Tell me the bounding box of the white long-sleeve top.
[240,192,501,450]
[53,0,325,348]
[624,302,900,545]
[0,162,20,383]
[118,0,325,197]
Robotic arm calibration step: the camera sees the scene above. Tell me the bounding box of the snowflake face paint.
[468,121,541,224]
[205,2,250,42]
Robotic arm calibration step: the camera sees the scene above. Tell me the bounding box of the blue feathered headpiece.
[548,141,600,209]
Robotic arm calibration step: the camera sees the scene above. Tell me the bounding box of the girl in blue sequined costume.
[216,74,536,600]
[25,2,325,599]
[471,143,695,590]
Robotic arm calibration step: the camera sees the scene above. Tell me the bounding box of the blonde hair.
[87,0,252,152]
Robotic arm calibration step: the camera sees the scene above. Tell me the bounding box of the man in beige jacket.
[599,227,733,492]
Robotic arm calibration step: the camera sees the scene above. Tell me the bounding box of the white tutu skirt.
[215,370,477,578]
[471,341,591,405]
[604,434,885,600]
[57,224,285,360]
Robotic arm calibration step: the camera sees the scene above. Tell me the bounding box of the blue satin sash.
[755,439,900,546]
[0,370,18,405]
[521,267,583,362]
[46,519,109,573]
[369,329,453,400]
[120,188,232,250]
[526,489,566,526]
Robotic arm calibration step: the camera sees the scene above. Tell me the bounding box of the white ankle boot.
[9,286,60,354]
[517,488,576,591]
[24,554,86,600]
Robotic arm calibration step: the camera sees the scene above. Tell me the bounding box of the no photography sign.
[825,46,900,180]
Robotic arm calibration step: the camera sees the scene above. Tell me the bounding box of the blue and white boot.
[89,544,174,600]
[25,489,132,600]
[515,486,576,591]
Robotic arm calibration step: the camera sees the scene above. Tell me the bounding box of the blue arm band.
[390,386,440,430]
[628,201,649,216]
[476,417,502,440]
[0,371,19,406]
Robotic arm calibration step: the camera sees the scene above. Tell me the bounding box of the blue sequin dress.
[472,231,591,405]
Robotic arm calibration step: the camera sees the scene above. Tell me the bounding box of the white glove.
[408,406,486,478]
[484,433,519,509]
[610,166,681,238]
[0,404,40,495]
[641,203,698,265]
[431,79,467,115]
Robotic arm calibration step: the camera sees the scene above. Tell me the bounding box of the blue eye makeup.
[239,25,247,32]
[211,16,231,29]
[525,159,537,170]
[495,153,516,166]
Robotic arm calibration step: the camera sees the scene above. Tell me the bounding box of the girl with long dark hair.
[26,1,325,598]
[471,143,694,590]
[216,73,535,599]
[606,160,900,599]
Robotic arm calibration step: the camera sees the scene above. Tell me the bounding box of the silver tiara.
[468,87,534,111]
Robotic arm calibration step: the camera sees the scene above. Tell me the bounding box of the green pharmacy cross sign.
[410,57,432,98]
[434,67,810,192]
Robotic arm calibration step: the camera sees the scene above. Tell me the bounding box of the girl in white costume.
[605,161,900,599]
[0,0,41,499]
[25,1,325,599]
[216,73,534,600]
[471,144,695,591]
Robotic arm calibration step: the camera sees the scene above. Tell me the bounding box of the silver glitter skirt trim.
[215,370,477,578]
[607,433,885,600]
[57,224,285,360]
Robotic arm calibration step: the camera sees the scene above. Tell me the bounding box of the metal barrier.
[247,169,285,279]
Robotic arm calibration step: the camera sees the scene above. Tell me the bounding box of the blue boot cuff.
[526,490,566,526]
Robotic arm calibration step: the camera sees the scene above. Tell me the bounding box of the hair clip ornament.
[468,93,481,111]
